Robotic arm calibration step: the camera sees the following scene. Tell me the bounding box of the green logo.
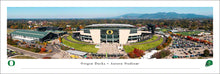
[205,60,213,67]
[8,60,15,66]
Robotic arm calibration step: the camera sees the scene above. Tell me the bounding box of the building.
[66,25,71,28]
[27,21,33,25]
[45,30,67,36]
[10,30,58,43]
[37,26,63,31]
[155,27,161,30]
[72,24,152,44]
[37,27,67,36]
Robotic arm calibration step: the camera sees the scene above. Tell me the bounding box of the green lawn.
[176,31,201,36]
[66,36,88,43]
[124,37,163,53]
[131,35,158,44]
[62,38,99,53]
[11,56,36,59]
[159,29,171,32]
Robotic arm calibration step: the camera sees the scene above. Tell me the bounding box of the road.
[7,45,51,58]
[7,44,70,59]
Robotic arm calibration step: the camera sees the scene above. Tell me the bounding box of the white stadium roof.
[85,24,135,28]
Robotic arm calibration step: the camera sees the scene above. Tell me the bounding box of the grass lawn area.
[7,29,15,34]
[11,55,36,59]
[176,31,201,36]
[124,37,163,53]
[131,35,158,44]
[159,29,171,32]
[62,38,99,53]
[66,36,88,43]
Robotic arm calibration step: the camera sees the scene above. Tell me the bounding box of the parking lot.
[168,36,213,58]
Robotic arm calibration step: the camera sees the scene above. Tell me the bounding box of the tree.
[207,42,213,45]
[156,45,163,50]
[133,48,144,57]
[61,45,69,50]
[43,42,47,47]
[200,40,204,43]
[176,34,181,37]
[167,37,172,44]
[163,43,168,47]
[187,36,193,40]
[168,36,172,40]
[128,48,145,58]
[151,50,171,59]
[34,48,41,53]
[128,52,136,58]
[203,49,210,57]
[10,25,14,29]
[168,31,172,34]
[40,47,46,53]
[7,38,16,45]
[172,34,176,36]
[193,38,199,42]
[79,25,84,29]
[203,40,208,44]
[58,37,62,43]
[151,52,160,59]
[7,19,213,31]
[25,44,29,48]
[23,41,26,44]
[30,45,34,49]
[160,50,171,58]
[31,27,35,30]
[14,25,18,29]
[48,49,52,53]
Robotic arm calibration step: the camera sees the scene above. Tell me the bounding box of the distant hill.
[117,12,212,19]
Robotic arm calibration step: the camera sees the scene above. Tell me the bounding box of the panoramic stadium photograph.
[7,7,213,59]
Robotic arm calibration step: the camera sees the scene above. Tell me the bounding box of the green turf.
[66,36,88,43]
[131,35,158,44]
[176,31,201,36]
[11,56,36,59]
[62,38,99,53]
[159,29,171,32]
[124,37,163,53]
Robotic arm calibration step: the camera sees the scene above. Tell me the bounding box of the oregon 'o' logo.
[106,30,113,35]
[8,60,15,66]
